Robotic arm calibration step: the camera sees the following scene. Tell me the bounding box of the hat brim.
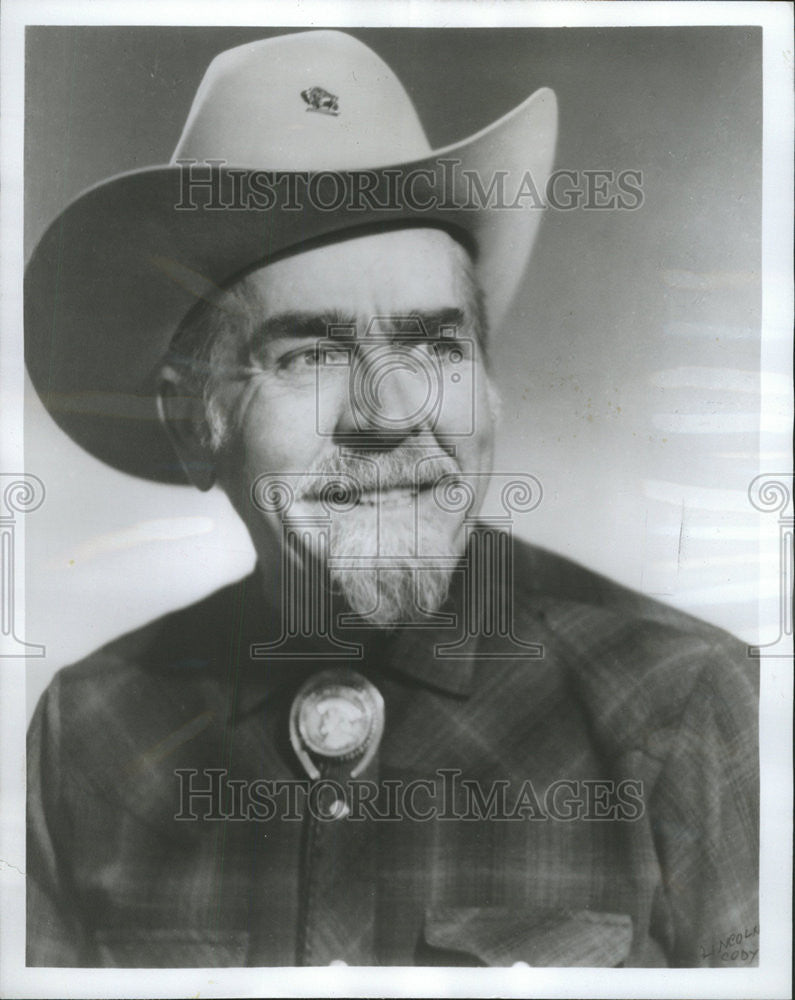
[25,87,556,484]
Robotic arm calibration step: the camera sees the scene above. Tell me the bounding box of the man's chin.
[281,488,465,625]
[331,564,454,627]
[327,503,461,625]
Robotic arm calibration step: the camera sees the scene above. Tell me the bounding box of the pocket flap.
[424,906,632,967]
[93,927,249,967]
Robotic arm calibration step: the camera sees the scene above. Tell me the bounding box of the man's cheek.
[240,407,321,471]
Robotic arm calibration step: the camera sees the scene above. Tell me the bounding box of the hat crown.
[172,31,432,170]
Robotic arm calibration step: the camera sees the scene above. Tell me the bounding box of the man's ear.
[156,365,216,491]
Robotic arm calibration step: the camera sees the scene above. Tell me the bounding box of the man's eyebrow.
[360,308,469,337]
[410,308,466,333]
[256,307,469,341]
[256,311,356,341]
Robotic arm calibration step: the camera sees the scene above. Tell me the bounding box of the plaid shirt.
[27,538,758,968]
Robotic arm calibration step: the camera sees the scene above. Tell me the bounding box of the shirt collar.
[228,559,477,719]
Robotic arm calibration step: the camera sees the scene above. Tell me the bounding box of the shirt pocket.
[93,927,250,967]
[422,906,633,967]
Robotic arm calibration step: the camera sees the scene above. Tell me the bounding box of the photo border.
[1,2,791,998]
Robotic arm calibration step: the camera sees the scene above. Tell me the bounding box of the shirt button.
[329,959,347,966]
[329,799,350,819]
[317,797,349,820]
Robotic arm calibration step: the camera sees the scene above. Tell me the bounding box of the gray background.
[24,26,765,714]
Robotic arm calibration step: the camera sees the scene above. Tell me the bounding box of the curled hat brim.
[25,87,556,484]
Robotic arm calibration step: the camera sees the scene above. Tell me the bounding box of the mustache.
[296,446,460,500]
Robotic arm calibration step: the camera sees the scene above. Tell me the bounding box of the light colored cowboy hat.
[25,30,557,484]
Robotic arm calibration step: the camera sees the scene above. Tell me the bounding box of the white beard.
[269,442,474,627]
[327,502,459,625]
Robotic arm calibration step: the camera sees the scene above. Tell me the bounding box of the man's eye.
[278,346,319,371]
[323,348,353,366]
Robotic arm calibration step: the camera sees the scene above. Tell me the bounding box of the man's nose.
[336,343,440,444]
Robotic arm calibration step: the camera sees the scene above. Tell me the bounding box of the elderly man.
[25,31,758,968]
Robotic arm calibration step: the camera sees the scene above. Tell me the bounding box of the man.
[25,30,758,968]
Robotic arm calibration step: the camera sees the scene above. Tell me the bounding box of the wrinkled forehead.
[230,226,478,325]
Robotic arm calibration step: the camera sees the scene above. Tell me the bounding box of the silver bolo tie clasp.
[289,668,385,804]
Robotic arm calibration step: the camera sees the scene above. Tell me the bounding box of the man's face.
[206,227,497,623]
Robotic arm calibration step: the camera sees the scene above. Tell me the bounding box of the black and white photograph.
[1,1,792,997]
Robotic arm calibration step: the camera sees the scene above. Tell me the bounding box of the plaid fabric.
[27,538,759,968]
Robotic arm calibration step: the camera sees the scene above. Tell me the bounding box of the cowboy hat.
[25,30,557,483]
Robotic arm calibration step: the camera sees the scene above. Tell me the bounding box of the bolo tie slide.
[289,668,385,817]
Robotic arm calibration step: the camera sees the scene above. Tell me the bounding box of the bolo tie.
[289,668,385,964]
